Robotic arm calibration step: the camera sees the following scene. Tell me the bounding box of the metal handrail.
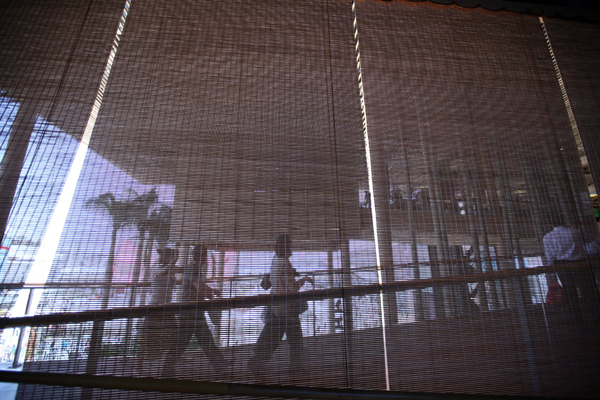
[0,261,589,329]
[0,253,546,291]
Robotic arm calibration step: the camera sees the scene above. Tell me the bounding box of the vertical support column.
[493,149,541,395]
[497,162,521,308]
[462,162,488,311]
[432,158,452,278]
[428,245,446,318]
[523,161,556,297]
[215,249,226,344]
[402,145,424,322]
[0,102,37,245]
[508,196,531,304]
[495,147,532,304]
[209,250,225,345]
[421,142,456,318]
[339,234,354,386]
[422,144,451,317]
[493,174,514,307]
[12,288,34,368]
[371,160,398,325]
[473,171,494,310]
[483,152,505,307]
[327,242,336,334]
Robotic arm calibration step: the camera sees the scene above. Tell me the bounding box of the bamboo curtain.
[352,0,600,397]
[0,0,599,399]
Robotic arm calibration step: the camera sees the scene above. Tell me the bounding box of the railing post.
[11,288,34,368]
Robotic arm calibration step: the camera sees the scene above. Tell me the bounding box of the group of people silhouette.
[138,234,313,379]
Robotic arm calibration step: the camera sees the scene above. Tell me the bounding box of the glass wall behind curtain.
[354,0,600,398]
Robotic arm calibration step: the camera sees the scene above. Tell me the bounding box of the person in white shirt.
[543,225,587,266]
[543,215,594,322]
[137,247,179,374]
[162,244,228,378]
[247,234,313,377]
